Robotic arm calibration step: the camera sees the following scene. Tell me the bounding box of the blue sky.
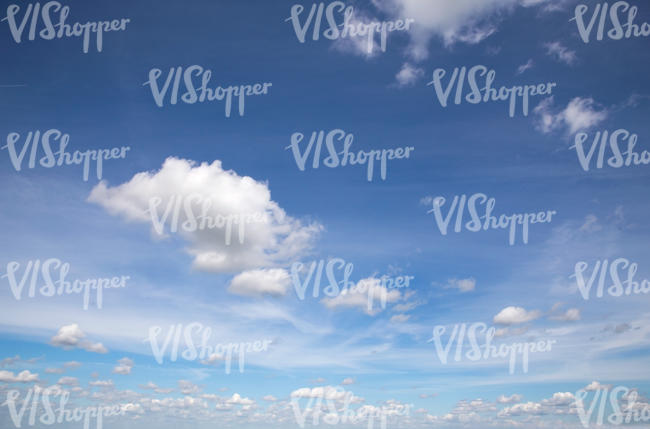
[1,0,650,428]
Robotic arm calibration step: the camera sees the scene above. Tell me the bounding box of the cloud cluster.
[88,157,322,275]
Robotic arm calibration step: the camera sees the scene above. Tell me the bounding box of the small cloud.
[497,394,523,404]
[390,314,411,323]
[263,395,278,402]
[446,277,476,293]
[89,379,114,388]
[579,215,602,233]
[493,306,541,325]
[228,268,291,297]
[57,376,79,386]
[544,41,577,65]
[516,59,534,75]
[51,324,108,354]
[341,377,355,385]
[112,357,134,375]
[549,308,580,322]
[0,355,20,368]
[0,370,39,383]
[395,63,425,87]
[584,381,612,391]
[178,380,202,395]
[534,96,608,135]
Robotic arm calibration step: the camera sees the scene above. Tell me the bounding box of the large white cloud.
[372,0,557,60]
[88,157,322,274]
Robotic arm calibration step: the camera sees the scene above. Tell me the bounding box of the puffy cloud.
[498,401,544,417]
[0,370,39,383]
[584,381,612,391]
[50,324,108,354]
[227,268,291,297]
[291,386,349,401]
[497,394,523,404]
[200,353,225,366]
[534,96,608,135]
[372,0,557,60]
[321,277,402,315]
[57,376,79,386]
[262,395,278,402]
[493,306,541,325]
[395,63,425,87]
[113,357,134,375]
[88,157,321,274]
[227,393,255,406]
[544,41,577,65]
[341,378,355,385]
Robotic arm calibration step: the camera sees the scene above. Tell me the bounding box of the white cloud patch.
[320,277,402,315]
[50,324,108,354]
[390,314,411,323]
[544,41,577,65]
[88,157,321,274]
[372,0,556,60]
[493,306,541,325]
[447,277,476,293]
[112,357,134,375]
[497,394,523,404]
[0,370,39,383]
[534,96,608,135]
[227,268,291,297]
[395,63,425,87]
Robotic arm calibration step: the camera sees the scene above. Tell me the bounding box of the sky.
[1,0,650,428]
